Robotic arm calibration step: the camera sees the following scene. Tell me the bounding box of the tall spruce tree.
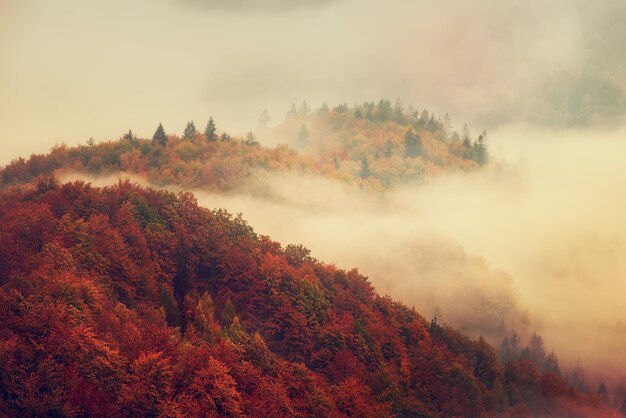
[123,129,136,142]
[204,117,217,141]
[404,128,422,158]
[360,157,371,179]
[153,123,167,146]
[182,121,197,139]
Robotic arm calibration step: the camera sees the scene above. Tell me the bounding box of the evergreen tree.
[244,131,258,146]
[318,102,329,113]
[443,113,453,140]
[542,351,561,376]
[404,128,422,158]
[419,110,430,128]
[598,382,609,403]
[182,121,197,139]
[360,157,371,179]
[153,123,167,146]
[461,125,473,159]
[461,123,471,142]
[384,139,394,158]
[393,98,406,124]
[287,102,298,119]
[474,132,488,166]
[204,117,217,142]
[528,333,546,365]
[355,108,363,119]
[123,129,136,142]
[299,101,311,119]
[377,99,392,121]
[257,109,271,131]
[297,124,309,148]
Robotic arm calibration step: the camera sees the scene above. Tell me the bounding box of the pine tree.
[542,351,561,376]
[393,98,406,124]
[360,157,371,179]
[204,117,217,142]
[299,101,311,119]
[474,133,488,166]
[257,109,271,131]
[153,123,167,146]
[244,132,258,146]
[123,129,136,142]
[297,124,309,148]
[182,121,197,139]
[287,103,298,119]
[598,382,609,403]
[384,139,394,158]
[404,128,422,158]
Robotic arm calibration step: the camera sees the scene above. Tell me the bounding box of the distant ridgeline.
[0,179,616,417]
[0,100,488,192]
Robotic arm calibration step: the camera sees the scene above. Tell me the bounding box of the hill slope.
[0,179,614,417]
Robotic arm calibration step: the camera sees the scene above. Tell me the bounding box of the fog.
[170,125,625,381]
[2,0,625,163]
[60,122,626,383]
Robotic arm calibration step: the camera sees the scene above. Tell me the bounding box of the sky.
[2,0,625,164]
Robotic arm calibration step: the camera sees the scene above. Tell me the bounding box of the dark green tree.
[244,131,258,146]
[598,382,609,403]
[384,139,394,158]
[473,133,488,166]
[153,123,167,146]
[393,98,406,124]
[360,157,371,179]
[182,121,197,139]
[404,128,422,158]
[123,129,136,142]
[542,351,561,376]
[297,124,309,148]
[204,117,217,141]
[355,108,363,119]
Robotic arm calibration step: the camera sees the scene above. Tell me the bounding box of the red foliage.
[0,180,613,416]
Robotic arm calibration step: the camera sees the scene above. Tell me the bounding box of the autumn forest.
[3,1,626,417]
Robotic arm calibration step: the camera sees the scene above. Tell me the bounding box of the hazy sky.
[2,0,625,164]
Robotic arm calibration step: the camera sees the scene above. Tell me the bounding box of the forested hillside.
[0,179,616,417]
[0,101,487,193]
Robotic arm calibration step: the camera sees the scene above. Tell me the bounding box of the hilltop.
[1,100,487,193]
